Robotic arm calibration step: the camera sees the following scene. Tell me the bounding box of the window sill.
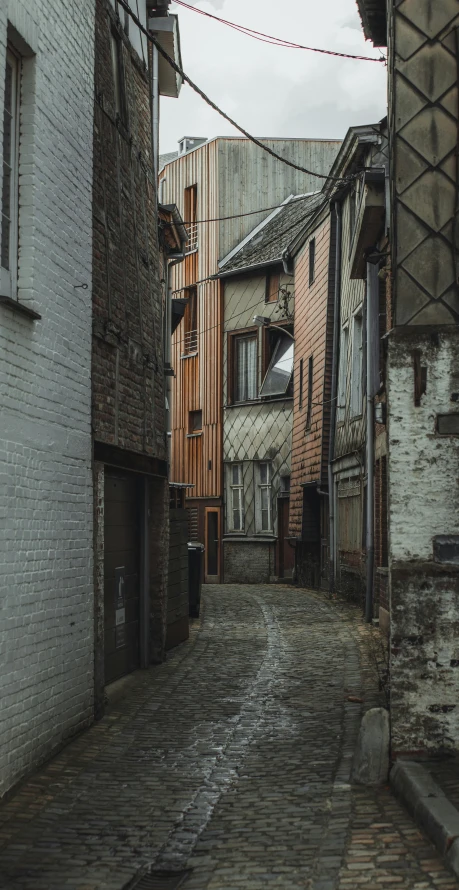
[350,413,363,422]
[180,351,198,360]
[225,396,293,408]
[224,534,276,543]
[0,295,41,320]
[186,432,202,438]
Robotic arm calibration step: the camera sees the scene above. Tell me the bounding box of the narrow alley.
[0,586,456,890]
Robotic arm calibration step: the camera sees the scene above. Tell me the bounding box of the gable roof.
[218,192,325,277]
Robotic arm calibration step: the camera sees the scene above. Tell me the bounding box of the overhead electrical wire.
[162,193,320,227]
[171,198,325,300]
[173,0,386,63]
[116,0,352,183]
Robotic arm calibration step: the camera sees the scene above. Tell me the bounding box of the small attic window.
[260,333,294,398]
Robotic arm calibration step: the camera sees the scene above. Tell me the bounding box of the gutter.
[365,257,379,623]
[215,258,285,280]
[328,202,342,594]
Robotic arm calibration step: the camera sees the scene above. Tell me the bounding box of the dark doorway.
[205,507,220,581]
[277,497,295,579]
[104,469,141,684]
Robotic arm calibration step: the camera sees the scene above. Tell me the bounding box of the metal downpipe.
[328,202,342,594]
[365,260,377,623]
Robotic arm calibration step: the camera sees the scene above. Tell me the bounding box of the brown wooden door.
[278,497,295,579]
[205,507,220,582]
[104,470,141,684]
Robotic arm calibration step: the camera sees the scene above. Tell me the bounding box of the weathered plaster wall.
[388,329,459,753]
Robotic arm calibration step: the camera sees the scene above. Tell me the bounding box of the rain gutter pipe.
[328,202,342,594]
[365,259,378,623]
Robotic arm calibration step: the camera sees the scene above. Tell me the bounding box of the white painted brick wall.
[388,332,459,562]
[0,0,95,796]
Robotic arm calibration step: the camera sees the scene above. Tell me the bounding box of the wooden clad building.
[159,137,341,581]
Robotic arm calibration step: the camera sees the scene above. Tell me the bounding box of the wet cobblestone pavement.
[0,585,457,890]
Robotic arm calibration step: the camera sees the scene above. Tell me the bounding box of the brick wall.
[0,0,95,796]
[92,0,166,461]
[223,542,275,584]
[290,213,332,540]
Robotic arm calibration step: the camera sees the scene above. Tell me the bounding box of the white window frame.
[350,308,363,418]
[227,463,244,532]
[1,47,20,299]
[337,323,349,422]
[256,462,272,533]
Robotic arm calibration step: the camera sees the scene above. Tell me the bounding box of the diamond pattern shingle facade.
[391,0,459,325]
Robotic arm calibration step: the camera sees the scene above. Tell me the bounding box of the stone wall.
[388,328,459,753]
[223,541,275,584]
[0,0,95,796]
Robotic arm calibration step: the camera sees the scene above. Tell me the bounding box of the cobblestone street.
[0,585,457,890]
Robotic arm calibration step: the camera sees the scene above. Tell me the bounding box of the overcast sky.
[159,0,387,153]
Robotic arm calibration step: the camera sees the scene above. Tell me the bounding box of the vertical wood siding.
[161,141,222,498]
[289,213,332,539]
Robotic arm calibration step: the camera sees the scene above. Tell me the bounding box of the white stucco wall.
[388,331,459,563]
[0,0,95,795]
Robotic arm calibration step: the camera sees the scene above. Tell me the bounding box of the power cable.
[171,197,324,296]
[117,0,351,183]
[174,0,386,63]
[172,277,294,349]
[160,193,320,226]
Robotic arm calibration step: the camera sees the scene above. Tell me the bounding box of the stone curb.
[391,760,459,879]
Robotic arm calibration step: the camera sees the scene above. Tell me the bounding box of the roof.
[356,0,387,46]
[148,14,183,98]
[218,193,325,277]
[159,150,178,173]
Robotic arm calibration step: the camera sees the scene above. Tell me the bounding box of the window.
[309,238,315,286]
[298,358,304,408]
[256,462,272,532]
[350,310,363,417]
[183,286,198,354]
[260,332,294,398]
[337,325,349,422]
[189,410,202,432]
[228,463,244,531]
[280,475,290,494]
[233,333,257,402]
[266,272,280,303]
[184,184,198,253]
[110,30,124,121]
[1,48,20,298]
[306,355,313,430]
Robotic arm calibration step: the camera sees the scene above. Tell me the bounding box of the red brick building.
[289,204,335,588]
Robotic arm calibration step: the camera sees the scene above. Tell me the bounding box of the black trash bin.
[188,542,205,617]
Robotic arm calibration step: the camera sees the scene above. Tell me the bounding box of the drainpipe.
[328,202,342,593]
[151,43,159,185]
[365,260,378,623]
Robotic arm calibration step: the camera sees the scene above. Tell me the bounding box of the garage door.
[104,469,141,684]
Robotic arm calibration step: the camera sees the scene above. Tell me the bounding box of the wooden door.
[104,470,141,684]
[205,507,220,582]
[278,497,295,579]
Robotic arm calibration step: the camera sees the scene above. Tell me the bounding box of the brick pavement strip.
[0,585,457,890]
